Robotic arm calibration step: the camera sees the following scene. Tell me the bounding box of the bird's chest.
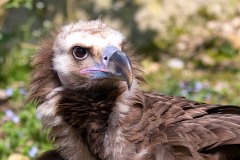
[103,125,135,160]
[101,103,149,160]
[102,121,152,160]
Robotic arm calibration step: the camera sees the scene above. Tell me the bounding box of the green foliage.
[5,0,33,9]
[0,92,51,159]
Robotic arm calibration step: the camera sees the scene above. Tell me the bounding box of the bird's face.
[52,20,133,90]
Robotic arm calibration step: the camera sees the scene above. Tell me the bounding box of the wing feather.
[144,92,240,159]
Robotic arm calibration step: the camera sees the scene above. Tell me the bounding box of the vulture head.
[52,21,136,91]
[30,20,240,160]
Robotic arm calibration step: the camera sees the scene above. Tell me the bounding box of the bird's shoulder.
[142,92,218,124]
[142,91,240,123]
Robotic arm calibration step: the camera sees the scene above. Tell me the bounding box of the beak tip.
[127,75,133,91]
[127,84,131,91]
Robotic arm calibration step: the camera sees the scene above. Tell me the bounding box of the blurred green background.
[1,0,240,159]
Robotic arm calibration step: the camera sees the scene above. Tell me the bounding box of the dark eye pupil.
[73,47,87,59]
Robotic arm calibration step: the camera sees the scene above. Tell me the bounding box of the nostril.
[104,56,108,60]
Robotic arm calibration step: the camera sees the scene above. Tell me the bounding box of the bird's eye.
[72,46,88,60]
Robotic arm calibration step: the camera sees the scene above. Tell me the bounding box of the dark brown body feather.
[36,88,240,160]
[78,92,240,159]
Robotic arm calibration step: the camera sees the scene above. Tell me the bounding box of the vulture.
[28,20,240,160]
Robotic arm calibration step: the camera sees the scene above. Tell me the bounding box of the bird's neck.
[55,85,127,158]
[37,80,143,159]
[56,81,143,159]
[57,87,120,129]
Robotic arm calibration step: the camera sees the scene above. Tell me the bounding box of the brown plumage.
[28,20,240,160]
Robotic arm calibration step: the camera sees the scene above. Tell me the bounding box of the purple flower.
[194,81,203,92]
[28,146,38,158]
[4,109,20,123]
[6,88,13,97]
[11,115,20,123]
[179,82,187,89]
[19,88,26,95]
[5,109,14,118]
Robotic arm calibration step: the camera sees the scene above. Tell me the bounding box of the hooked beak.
[80,45,133,90]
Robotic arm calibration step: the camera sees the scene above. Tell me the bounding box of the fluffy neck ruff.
[35,80,143,160]
[57,85,124,157]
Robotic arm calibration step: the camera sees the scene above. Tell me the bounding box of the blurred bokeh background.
[1,0,240,159]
